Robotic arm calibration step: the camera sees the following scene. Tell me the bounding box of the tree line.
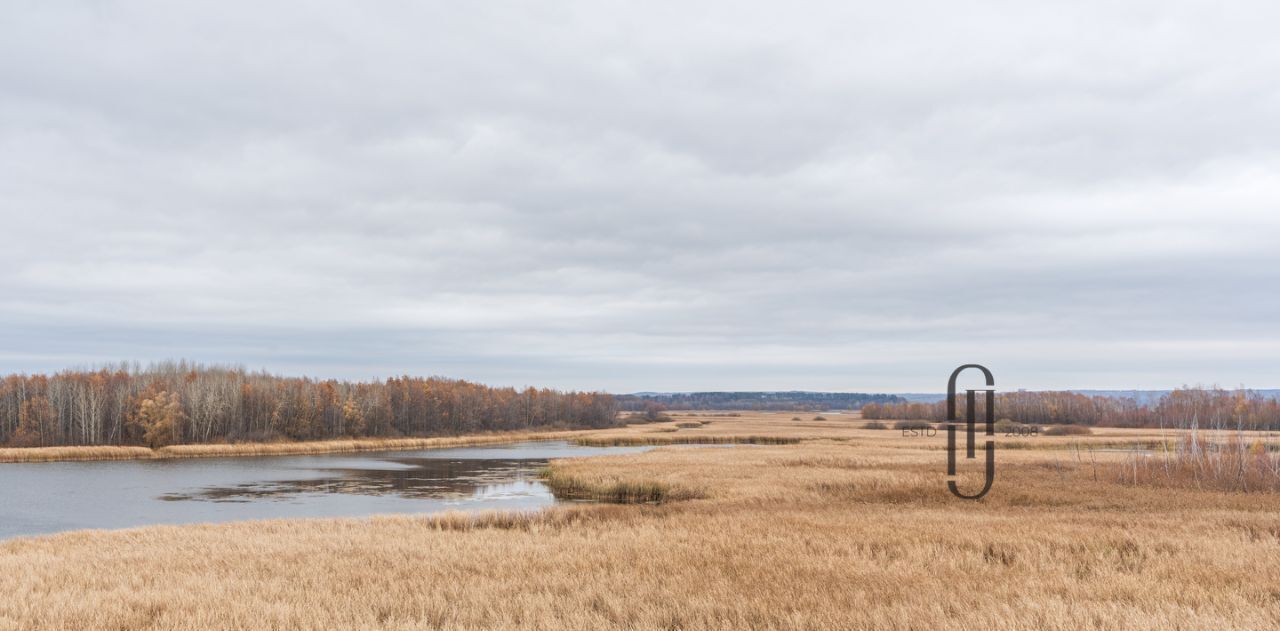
[0,361,621,448]
[860,388,1280,430]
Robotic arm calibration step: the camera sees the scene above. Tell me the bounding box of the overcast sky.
[2,1,1278,392]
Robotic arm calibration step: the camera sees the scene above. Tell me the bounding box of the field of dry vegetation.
[3,411,1280,629]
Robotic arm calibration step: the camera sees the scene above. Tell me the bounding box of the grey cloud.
[1,1,1278,391]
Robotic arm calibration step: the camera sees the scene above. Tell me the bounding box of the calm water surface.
[0,441,650,539]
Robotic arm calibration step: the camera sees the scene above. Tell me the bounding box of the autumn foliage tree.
[0,361,621,448]
[130,391,184,448]
[10,396,53,447]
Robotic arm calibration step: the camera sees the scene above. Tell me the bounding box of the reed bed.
[0,444,157,463]
[0,431,585,463]
[3,412,1279,629]
[414,504,638,532]
[541,469,702,503]
[571,434,800,447]
[1116,429,1280,492]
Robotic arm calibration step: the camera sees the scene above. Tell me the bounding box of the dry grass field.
[3,411,1280,629]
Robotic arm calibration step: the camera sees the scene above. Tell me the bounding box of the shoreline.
[0,430,593,464]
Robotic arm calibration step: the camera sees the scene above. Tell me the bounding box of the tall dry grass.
[0,445,157,462]
[2,412,1279,629]
[1117,426,1280,492]
[541,468,701,503]
[571,434,800,447]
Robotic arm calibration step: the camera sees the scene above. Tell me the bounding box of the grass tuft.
[540,470,701,503]
[893,420,934,431]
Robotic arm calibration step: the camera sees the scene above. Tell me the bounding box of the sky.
[2,1,1278,393]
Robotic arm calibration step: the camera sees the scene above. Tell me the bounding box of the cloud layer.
[2,1,1278,391]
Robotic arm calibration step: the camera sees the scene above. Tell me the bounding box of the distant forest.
[617,391,907,412]
[861,388,1280,430]
[0,362,620,448]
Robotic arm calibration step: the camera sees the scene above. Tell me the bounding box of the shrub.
[813,416,827,421]
[893,420,934,431]
[640,403,670,422]
[791,417,802,421]
[626,413,672,423]
[993,419,1024,433]
[1044,424,1092,436]
[863,421,888,430]
[674,422,701,429]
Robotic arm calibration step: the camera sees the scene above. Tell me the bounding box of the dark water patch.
[159,458,548,502]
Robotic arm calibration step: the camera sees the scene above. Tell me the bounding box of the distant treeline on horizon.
[0,361,620,449]
[617,391,907,412]
[862,388,1280,429]
[894,389,1280,405]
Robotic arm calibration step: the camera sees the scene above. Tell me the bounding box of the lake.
[0,440,651,539]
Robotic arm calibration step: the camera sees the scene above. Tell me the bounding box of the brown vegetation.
[994,418,1027,432]
[0,361,619,449]
[0,431,588,463]
[1117,427,1280,493]
[540,468,701,503]
[862,387,1280,429]
[3,411,1280,629]
[572,435,800,447]
[1044,424,1092,436]
[893,419,934,431]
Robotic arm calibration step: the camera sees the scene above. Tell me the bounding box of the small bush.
[791,417,802,421]
[893,420,934,431]
[1044,424,1092,436]
[813,416,827,421]
[674,422,701,429]
[626,412,673,423]
[863,421,888,430]
[993,419,1024,433]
